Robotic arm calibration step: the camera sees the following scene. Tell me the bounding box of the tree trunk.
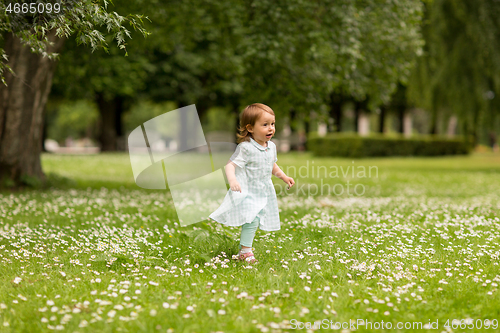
[115,97,124,150]
[304,114,310,135]
[403,111,412,137]
[397,105,405,134]
[96,94,126,151]
[462,120,470,146]
[41,116,49,152]
[354,101,361,133]
[447,115,457,138]
[429,105,438,135]
[0,31,65,186]
[471,127,478,148]
[379,105,386,133]
[289,108,297,150]
[303,113,310,150]
[193,102,210,150]
[358,111,370,136]
[329,92,343,132]
[488,131,497,147]
[471,108,480,147]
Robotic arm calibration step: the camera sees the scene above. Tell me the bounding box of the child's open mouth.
[266,134,273,138]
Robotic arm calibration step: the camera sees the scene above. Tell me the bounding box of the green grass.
[1,152,500,332]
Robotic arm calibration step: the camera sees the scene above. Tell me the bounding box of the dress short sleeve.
[230,143,246,168]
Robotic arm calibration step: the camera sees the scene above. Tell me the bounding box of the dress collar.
[250,137,270,151]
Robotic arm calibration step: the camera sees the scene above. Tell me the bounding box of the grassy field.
[1,152,500,332]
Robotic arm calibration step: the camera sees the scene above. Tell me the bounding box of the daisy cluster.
[1,185,500,332]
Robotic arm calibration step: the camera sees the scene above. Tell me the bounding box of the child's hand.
[284,176,295,190]
[229,180,242,192]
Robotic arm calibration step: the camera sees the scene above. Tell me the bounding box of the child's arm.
[272,163,295,189]
[225,161,241,192]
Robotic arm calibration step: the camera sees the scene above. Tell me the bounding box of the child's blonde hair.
[237,103,275,143]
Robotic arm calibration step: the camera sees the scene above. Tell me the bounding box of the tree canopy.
[407,0,500,141]
[0,0,149,84]
[52,0,424,121]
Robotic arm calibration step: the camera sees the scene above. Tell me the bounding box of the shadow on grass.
[45,173,145,191]
[0,172,165,193]
[86,226,239,275]
[175,226,239,265]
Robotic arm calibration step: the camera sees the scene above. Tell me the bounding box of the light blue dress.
[209,137,280,231]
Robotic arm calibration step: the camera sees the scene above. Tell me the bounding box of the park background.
[1,0,500,332]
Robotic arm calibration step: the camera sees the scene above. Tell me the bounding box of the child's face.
[247,111,275,146]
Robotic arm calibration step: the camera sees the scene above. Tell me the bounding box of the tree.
[132,0,343,140]
[319,0,424,133]
[52,0,247,149]
[407,0,500,143]
[141,0,246,122]
[0,0,148,186]
[236,0,337,120]
[49,0,424,157]
[51,35,151,151]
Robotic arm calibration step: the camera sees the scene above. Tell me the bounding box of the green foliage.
[52,35,152,101]
[0,0,150,84]
[407,0,500,137]
[325,0,424,108]
[308,132,471,157]
[138,0,247,107]
[202,107,235,133]
[234,0,424,114]
[51,0,424,122]
[46,100,99,143]
[122,100,177,134]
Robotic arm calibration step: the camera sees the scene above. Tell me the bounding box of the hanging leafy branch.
[0,0,150,85]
